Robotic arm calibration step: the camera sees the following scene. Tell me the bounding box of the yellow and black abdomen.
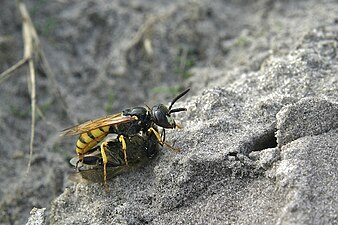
[76,126,110,159]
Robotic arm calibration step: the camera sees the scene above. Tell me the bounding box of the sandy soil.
[0,0,337,224]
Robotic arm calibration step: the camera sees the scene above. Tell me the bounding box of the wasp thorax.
[151,104,176,129]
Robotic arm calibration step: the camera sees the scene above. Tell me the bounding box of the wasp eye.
[152,104,176,129]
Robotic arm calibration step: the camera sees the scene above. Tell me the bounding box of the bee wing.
[69,166,129,183]
[60,113,137,136]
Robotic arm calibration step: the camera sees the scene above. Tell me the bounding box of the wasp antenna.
[169,88,190,110]
[144,103,151,111]
[169,107,187,114]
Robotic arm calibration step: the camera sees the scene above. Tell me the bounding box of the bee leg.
[147,127,180,152]
[100,142,109,192]
[175,123,184,129]
[75,160,80,172]
[118,135,128,166]
[75,154,84,172]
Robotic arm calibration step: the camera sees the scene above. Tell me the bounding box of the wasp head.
[151,104,176,128]
[151,89,190,129]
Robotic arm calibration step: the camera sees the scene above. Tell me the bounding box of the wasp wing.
[60,113,137,136]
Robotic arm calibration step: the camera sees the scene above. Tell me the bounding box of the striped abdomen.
[76,126,110,159]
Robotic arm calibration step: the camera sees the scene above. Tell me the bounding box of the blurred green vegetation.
[104,91,115,114]
[174,46,196,80]
[150,85,181,96]
[234,35,248,47]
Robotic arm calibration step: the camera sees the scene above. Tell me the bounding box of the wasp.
[69,131,159,190]
[61,88,190,188]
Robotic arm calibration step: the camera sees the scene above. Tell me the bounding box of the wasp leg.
[100,142,109,192]
[119,135,128,166]
[160,129,166,142]
[148,127,180,152]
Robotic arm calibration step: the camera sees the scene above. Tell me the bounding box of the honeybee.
[69,131,159,190]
